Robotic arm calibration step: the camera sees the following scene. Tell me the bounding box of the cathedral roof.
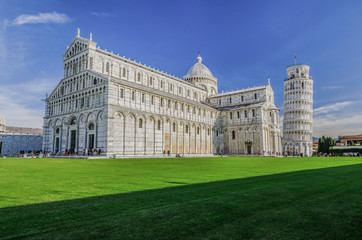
[215,102,278,111]
[208,85,268,98]
[215,102,265,111]
[183,54,215,80]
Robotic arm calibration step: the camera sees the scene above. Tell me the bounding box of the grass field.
[0,157,361,239]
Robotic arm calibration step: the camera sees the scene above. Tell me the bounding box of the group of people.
[64,149,76,156]
[284,151,303,157]
[162,151,183,158]
[83,148,101,156]
[63,148,102,156]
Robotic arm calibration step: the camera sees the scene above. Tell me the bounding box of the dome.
[183,54,215,80]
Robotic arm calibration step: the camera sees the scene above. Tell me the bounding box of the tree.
[318,136,334,154]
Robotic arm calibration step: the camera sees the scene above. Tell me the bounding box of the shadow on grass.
[1,164,361,240]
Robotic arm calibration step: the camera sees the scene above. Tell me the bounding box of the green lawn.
[0,157,361,239]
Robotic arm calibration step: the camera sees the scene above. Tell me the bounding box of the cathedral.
[42,30,282,157]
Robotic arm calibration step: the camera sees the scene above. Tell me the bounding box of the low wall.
[0,134,43,155]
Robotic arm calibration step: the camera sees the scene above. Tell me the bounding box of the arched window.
[252,109,255,117]
[150,77,153,86]
[197,127,200,135]
[139,119,143,128]
[123,68,126,78]
[216,130,219,137]
[232,130,236,139]
[88,123,94,130]
[254,93,257,99]
[185,125,189,133]
[106,62,109,73]
[230,112,233,120]
[70,118,76,125]
[157,120,161,130]
[208,128,210,136]
[137,73,141,81]
[173,122,176,132]
[55,128,60,134]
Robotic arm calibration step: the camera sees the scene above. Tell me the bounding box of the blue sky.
[0,0,362,137]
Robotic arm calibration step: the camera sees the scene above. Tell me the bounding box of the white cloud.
[91,12,114,17]
[0,75,58,128]
[314,101,353,115]
[314,114,362,138]
[9,12,70,26]
[313,100,362,138]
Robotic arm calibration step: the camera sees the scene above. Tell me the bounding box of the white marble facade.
[42,31,282,157]
[282,65,313,156]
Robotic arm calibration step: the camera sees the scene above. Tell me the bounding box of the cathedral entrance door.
[88,134,94,150]
[55,138,59,153]
[70,130,76,153]
[247,145,252,155]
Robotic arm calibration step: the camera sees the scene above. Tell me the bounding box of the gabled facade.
[42,31,282,157]
[209,85,281,155]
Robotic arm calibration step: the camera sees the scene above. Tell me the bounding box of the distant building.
[330,134,362,155]
[336,134,362,146]
[312,141,318,154]
[0,117,43,156]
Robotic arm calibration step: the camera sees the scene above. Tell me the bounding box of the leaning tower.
[283,64,313,156]
[0,117,6,133]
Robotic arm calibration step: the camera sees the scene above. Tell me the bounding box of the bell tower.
[282,64,314,156]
